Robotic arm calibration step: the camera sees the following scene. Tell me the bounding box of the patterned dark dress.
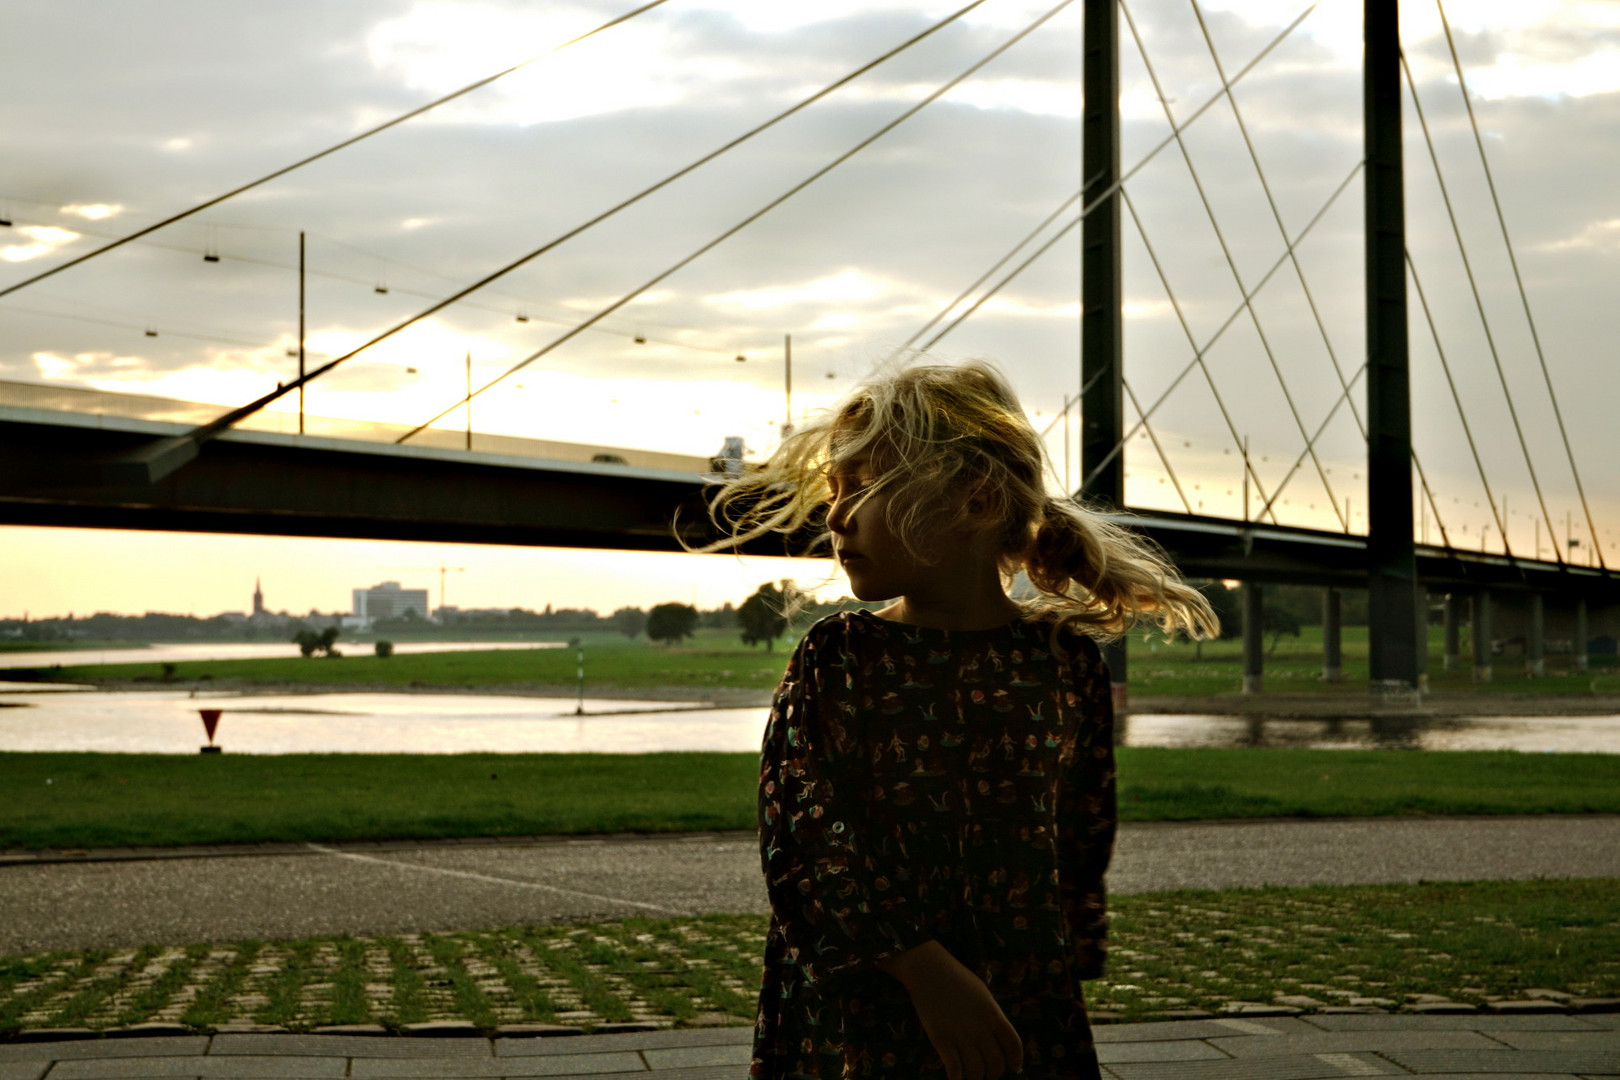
[751,609,1116,1079]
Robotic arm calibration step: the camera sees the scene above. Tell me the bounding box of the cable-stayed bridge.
[2,0,1616,699]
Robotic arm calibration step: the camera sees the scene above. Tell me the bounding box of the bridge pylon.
[1364,0,1421,700]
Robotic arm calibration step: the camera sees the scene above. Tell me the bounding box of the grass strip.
[3,749,1617,851]
[379,937,429,1026]
[179,941,259,1029]
[13,625,1614,698]
[0,880,1613,1033]
[327,937,372,1027]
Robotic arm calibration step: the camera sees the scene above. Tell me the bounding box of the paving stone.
[1381,1048,1620,1074]
[1414,1003,1484,1015]
[497,1029,751,1057]
[630,1069,749,1080]
[495,1026,584,1039]
[48,1057,347,1079]
[310,1025,389,1035]
[399,1022,483,1038]
[1490,1032,1620,1052]
[1095,1039,1228,1064]
[1209,1030,1503,1057]
[350,1051,645,1077]
[589,1023,662,1035]
[1304,1016,1601,1032]
[1105,1056,1353,1080]
[1307,1053,1404,1076]
[1093,1017,1311,1043]
[211,1035,492,1058]
[0,1039,209,1063]
[1218,1004,1305,1018]
[1488,1002,1573,1015]
[642,1043,754,1070]
[105,1027,194,1039]
[0,1063,48,1080]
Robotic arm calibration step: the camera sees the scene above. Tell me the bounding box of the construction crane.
[384,563,466,616]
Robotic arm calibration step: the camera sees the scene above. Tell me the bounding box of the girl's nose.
[827,497,850,534]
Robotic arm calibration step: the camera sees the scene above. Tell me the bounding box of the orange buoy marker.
[199,709,223,754]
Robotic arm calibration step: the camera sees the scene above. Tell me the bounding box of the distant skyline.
[3,1,1617,613]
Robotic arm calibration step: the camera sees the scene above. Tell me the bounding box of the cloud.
[0,225,81,263]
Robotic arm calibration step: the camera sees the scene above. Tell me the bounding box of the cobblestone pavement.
[1,1013,1618,1079]
[4,816,1619,954]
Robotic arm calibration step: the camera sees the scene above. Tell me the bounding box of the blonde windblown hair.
[701,359,1218,642]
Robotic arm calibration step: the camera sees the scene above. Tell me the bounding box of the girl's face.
[826,458,958,602]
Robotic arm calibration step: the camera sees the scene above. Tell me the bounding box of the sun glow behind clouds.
[0,225,80,263]
[365,1,750,126]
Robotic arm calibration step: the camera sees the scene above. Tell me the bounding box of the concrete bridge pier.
[1321,587,1342,682]
[1472,590,1493,682]
[1575,598,1589,673]
[1528,593,1546,677]
[1416,586,1431,693]
[1243,582,1264,694]
[1442,593,1460,672]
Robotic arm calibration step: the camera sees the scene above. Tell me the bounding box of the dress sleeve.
[758,619,932,986]
[1056,635,1117,981]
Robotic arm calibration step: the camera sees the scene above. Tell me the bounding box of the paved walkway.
[2,1013,1618,1079]
[4,816,1619,953]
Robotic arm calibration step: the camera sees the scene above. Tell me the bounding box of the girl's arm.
[879,941,1025,1080]
[759,621,932,984]
[1057,637,1118,980]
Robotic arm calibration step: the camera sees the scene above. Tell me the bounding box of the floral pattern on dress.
[751,609,1116,1079]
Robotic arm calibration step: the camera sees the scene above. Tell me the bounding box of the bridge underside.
[2,408,1615,602]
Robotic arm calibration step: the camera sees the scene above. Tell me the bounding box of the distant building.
[252,577,265,616]
[349,581,431,628]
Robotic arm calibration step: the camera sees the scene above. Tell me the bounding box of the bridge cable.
[1121,0,1346,531]
[0,0,675,301]
[0,212,745,362]
[1183,0,1368,444]
[397,0,1075,441]
[1079,159,1363,494]
[1406,249,1512,559]
[144,0,998,459]
[1123,378,1196,515]
[1435,0,1606,571]
[1120,188,1281,524]
[1180,0,1463,552]
[893,189,1081,357]
[1401,49,1561,566]
[910,0,1320,358]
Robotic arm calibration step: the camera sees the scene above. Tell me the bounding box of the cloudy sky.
[2,0,1617,619]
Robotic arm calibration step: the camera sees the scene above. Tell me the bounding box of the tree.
[291,625,342,658]
[646,603,699,645]
[1264,606,1302,657]
[612,606,648,640]
[737,580,799,651]
[374,639,394,658]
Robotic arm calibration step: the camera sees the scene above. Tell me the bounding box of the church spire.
[253,577,265,616]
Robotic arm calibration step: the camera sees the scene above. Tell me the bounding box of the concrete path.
[3,815,1618,954]
[2,1013,1618,1080]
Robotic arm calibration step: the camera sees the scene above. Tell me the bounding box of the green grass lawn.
[3,748,1617,850]
[10,624,1616,697]
[2,878,1614,1032]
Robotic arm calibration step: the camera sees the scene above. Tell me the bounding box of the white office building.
[348,581,431,628]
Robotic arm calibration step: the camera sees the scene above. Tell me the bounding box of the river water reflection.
[0,641,563,670]
[1,688,1617,754]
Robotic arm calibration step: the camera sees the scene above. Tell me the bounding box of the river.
[1,686,1616,754]
[0,641,564,670]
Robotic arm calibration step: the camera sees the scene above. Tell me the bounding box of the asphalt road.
[4,815,1618,953]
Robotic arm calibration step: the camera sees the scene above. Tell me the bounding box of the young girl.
[706,361,1216,1080]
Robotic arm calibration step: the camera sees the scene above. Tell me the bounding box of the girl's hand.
[879,941,1024,1080]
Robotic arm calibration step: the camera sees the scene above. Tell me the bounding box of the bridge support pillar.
[1321,588,1342,682]
[1442,593,1460,672]
[1527,593,1545,677]
[1416,586,1430,693]
[1575,598,1589,673]
[1471,590,1493,682]
[1243,582,1264,694]
[1081,0,1126,714]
